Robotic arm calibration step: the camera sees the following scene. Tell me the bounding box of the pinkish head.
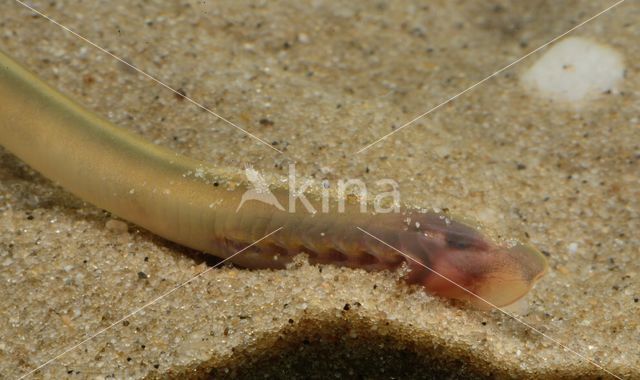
[402,213,548,309]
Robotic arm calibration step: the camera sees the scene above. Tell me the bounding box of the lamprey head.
[400,212,548,309]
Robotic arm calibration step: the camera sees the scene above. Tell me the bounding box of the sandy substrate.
[0,1,638,378]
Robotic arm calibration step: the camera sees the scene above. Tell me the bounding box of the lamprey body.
[0,50,547,308]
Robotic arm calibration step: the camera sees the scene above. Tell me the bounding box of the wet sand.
[0,1,638,378]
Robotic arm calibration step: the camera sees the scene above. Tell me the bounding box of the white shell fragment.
[521,37,625,103]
